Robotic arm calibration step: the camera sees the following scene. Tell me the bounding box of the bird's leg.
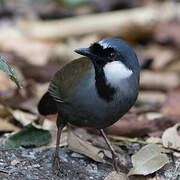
[53,114,65,171]
[53,126,63,170]
[100,129,119,172]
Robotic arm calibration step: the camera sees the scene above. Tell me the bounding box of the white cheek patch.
[103,61,132,87]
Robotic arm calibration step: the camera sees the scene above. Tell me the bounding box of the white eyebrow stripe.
[98,41,110,49]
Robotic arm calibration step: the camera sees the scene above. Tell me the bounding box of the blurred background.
[0,0,180,139]
[0,0,180,178]
[0,0,180,130]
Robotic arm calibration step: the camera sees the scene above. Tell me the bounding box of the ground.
[0,147,112,180]
[0,144,179,180]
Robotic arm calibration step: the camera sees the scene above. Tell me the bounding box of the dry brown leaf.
[91,137,128,166]
[0,118,19,132]
[138,113,163,121]
[128,144,169,176]
[42,119,56,131]
[10,109,37,126]
[68,130,111,163]
[162,123,180,151]
[0,104,11,118]
[173,152,180,157]
[104,171,128,180]
[168,60,180,72]
[146,137,162,144]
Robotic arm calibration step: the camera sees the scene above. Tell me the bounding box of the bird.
[38,38,140,172]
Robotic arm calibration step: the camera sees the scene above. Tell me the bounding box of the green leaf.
[0,55,21,88]
[59,0,91,7]
[3,123,51,148]
[128,144,169,176]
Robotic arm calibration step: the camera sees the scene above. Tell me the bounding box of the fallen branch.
[18,2,179,40]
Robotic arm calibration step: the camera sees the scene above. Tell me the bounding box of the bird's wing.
[48,57,92,102]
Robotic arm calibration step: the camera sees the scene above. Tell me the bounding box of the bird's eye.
[108,52,116,60]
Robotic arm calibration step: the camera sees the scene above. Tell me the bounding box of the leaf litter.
[3,123,51,148]
[68,130,111,163]
[162,123,180,151]
[0,1,180,179]
[128,144,169,176]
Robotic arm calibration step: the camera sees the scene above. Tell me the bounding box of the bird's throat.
[94,65,115,102]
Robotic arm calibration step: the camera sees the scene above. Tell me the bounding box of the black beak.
[74,48,92,57]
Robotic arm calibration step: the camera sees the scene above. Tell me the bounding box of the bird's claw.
[52,154,60,175]
[112,153,120,172]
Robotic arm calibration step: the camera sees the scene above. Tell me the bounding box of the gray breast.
[58,65,138,129]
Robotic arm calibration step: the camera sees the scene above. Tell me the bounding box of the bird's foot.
[52,154,60,175]
[112,153,120,173]
[112,153,129,174]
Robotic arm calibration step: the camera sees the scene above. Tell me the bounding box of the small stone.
[32,164,40,168]
[11,159,18,166]
[71,152,85,158]
[0,162,5,167]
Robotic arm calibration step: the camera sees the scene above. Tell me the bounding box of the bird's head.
[74,38,139,72]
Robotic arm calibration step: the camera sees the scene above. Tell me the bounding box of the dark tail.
[38,92,57,115]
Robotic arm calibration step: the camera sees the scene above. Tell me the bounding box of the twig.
[108,135,148,145]
[0,168,8,174]
[18,2,180,40]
